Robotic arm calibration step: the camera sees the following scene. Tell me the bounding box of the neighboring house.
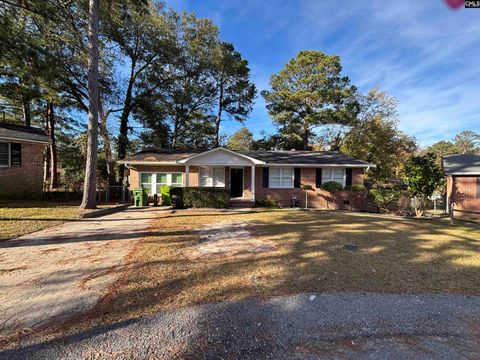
[443,153,480,222]
[119,147,374,209]
[0,123,50,197]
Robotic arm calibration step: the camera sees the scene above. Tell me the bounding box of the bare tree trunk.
[47,102,59,190]
[80,0,99,210]
[21,95,31,127]
[214,81,224,148]
[99,99,115,186]
[116,64,135,183]
[303,121,309,150]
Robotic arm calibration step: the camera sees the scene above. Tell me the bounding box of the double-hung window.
[140,172,183,195]
[321,168,345,186]
[269,167,294,188]
[199,166,225,187]
[0,142,21,168]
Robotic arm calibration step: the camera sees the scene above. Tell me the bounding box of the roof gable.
[179,147,264,165]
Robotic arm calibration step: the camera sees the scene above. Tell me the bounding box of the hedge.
[170,187,230,209]
[320,181,343,193]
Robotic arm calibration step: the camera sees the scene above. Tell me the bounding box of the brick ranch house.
[443,153,480,222]
[0,123,50,197]
[120,147,374,209]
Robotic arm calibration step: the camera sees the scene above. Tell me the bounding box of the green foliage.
[170,187,230,208]
[340,88,417,182]
[403,153,444,216]
[320,181,343,192]
[345,184,367,192]
[453,130,480,154]
[226,127,254,150]
[370,189,401,212]
[161,186,171,206]
[255,198,279,208]
[261,50,359,150]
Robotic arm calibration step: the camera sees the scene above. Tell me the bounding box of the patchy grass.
[86,209,480,328]
[0,200,114,241]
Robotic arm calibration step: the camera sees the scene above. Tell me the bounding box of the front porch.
[180,148,264,203]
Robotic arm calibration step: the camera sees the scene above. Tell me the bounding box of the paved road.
[1,293,479,359]
[0,207,164,340]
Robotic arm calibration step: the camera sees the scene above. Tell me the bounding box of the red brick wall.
[448,175,480,221]
[255,167,366,209]
[0,142,46,196]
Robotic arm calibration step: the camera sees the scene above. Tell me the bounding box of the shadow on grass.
[1,209,479,355]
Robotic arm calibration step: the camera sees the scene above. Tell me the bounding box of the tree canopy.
[261,50,359,150]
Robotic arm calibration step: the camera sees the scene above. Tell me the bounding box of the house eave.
[0,136,51,145]
[263,163,374,168]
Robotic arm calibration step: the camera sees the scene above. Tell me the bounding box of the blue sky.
[167,0,480,147]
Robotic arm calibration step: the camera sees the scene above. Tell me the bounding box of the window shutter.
[294,168,301,188]
[316,168,322,188]
[0,143,8,166]
[262,167,269,188]
[345,168,352,187]
[10,143,21,167]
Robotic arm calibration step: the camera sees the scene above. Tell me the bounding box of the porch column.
[251,165,255,202]
[185,165,190,188]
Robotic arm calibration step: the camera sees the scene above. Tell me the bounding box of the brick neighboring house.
[443,153,480,222]
[0,123,50,197]
[119,147,374,209]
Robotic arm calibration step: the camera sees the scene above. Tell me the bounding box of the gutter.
[0,136,51,145]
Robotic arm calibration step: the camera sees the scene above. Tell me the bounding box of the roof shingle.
[443,154,480,175]
[0,123,50,144]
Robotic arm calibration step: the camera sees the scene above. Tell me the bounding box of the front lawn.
[0,200,112,241]
[90,209,480,327]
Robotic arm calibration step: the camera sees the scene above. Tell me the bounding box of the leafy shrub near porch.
[170,187,230,209]
[320,181,343,193]
[255,198,279,208]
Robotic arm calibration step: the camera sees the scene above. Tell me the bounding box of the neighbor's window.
[0,143,9,167]
[199,167,225,187]
[322,168,345,186]
[269,167,294,188]
[477,177,480,199]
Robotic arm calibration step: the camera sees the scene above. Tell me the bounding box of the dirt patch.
[184,220,277,259]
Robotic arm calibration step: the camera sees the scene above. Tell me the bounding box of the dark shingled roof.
[124,148,200,162]
[239,150,372,166]
[123,148,372,166]
[0,123,50,143]
[443,154,480,175]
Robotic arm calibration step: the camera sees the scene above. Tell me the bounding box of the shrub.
[370,188,401,213]
[344,184,366,192]
[161,186,171,206]
[170,187,230,209]
[255,198,279,208]
[320,181,343,192]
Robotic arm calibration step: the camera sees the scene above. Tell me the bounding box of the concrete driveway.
[0,206,163,342]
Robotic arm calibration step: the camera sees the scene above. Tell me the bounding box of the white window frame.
[269,167,294,189]
[140,172,184,195]
[321,167,346,186]
[199,166,225,188]
[0,142,11,167]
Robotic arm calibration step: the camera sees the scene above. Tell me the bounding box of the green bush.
[170,187,230,209]
[344,184,366,192]
[161,186,171,206]
[255,198,279,208]
[320,181,343,192]
[370,188,401,212]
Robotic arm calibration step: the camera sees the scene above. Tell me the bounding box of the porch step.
[229,199,255,209]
